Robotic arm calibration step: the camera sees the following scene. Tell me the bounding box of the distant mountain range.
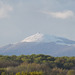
[0,33,75,56]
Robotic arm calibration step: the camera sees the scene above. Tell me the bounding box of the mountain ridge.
[21,33,75,45]
[0,33,75,56]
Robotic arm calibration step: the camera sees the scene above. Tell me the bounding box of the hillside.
[0,33,75,56]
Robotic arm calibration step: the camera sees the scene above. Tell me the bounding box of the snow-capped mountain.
[21,33,75,45]
[21,33,44,42]
[0,33,75,56]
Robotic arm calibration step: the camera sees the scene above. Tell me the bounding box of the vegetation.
[0,54,75,75]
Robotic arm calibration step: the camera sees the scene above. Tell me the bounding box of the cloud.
[0,1,13,19]
[42,10,74,19]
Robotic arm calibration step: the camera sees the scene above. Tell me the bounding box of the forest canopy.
[0,54,75,75]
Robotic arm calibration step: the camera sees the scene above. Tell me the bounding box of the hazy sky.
[0,0,75,46]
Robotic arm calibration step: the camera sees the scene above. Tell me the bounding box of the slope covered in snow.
[21,33,44,42]
[21,33,75,45]
[21,33,62,43]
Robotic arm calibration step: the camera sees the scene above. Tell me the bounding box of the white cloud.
[42,10,74,19]
[0,1,13,19]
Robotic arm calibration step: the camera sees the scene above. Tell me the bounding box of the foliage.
[0,54,75,75]
[67,70,75,75]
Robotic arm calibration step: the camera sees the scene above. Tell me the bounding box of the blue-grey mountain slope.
[0,33,75,56]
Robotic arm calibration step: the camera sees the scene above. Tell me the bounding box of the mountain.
[21,33,75,45]
[0,33,75,56]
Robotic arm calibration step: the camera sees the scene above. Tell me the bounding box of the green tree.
[16,72,20,75]
[10,72,14,75]
[1,72,6,75]
[67,70,75,75]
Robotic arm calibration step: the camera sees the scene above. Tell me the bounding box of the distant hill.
[0,33,75,56]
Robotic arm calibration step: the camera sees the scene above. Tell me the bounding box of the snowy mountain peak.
[1,33,75,56]
[21,33,44,42]
[21,33,75,45]
[21,33,60,43]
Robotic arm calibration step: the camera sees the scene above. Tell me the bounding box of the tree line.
[0,54,75,75]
